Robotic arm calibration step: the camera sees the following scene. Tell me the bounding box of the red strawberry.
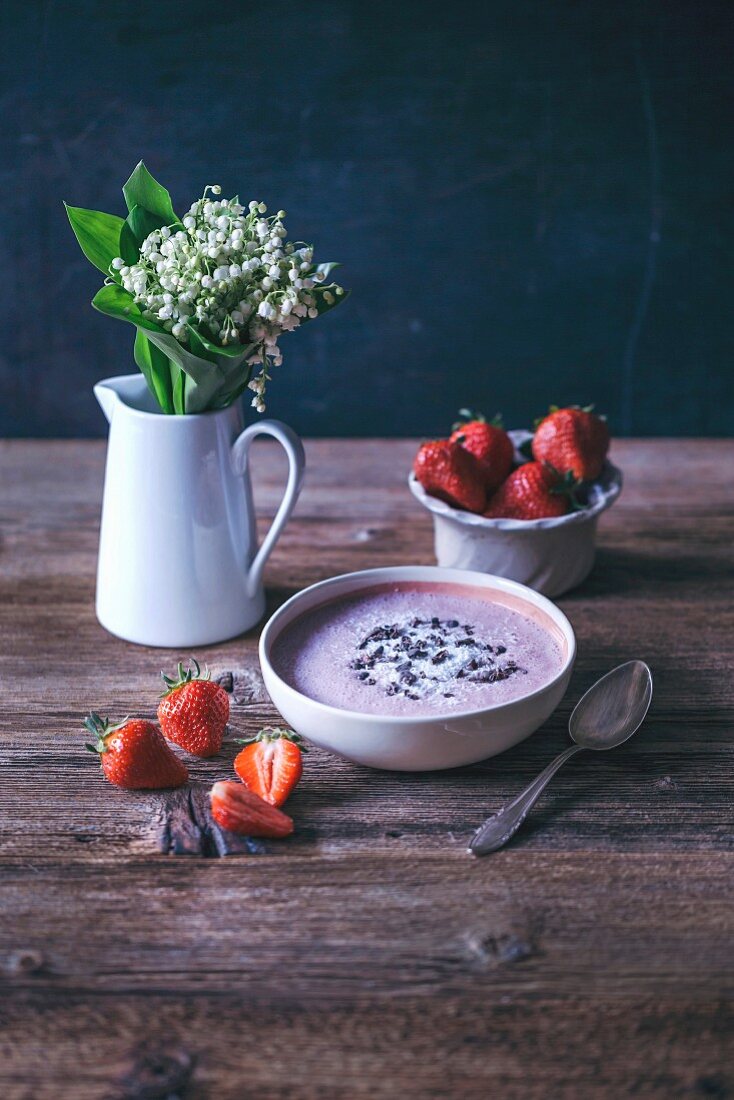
[532,405,610,481]
[84,713,188,790]
[234,727,305,807]
[413,440,486,513]
[210,780,294,838]
[157,659,229,758]
[450,409,514,491]
[484,462,579,520]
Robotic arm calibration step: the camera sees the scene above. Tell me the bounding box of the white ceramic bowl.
[409,432,623,598]
[259,566,576,771]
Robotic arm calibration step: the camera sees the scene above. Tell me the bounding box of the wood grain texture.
[1,438,733,1099]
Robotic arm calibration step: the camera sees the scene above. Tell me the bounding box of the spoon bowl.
[469,660,654,855]
[570,660,653,751]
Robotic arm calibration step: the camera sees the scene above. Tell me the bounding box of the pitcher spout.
[94,377,122,424]
[94,373,154,423]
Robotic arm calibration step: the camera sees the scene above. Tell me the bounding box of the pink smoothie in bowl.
[260,568,576,771]
[271,582,564,718]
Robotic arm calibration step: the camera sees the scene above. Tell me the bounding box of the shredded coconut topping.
[348,617,525,701]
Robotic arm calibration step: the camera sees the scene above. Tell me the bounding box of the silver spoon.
[468,660,653,856]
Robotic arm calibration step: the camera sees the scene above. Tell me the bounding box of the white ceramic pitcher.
[94,374,305,647]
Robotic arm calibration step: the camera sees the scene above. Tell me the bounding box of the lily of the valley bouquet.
[66,162,347,414]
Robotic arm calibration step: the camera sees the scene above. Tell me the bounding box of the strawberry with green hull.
[484,462,581,521]
[234,727,306,807]
[450,409,514,492]
[532,405,610,482]
[85,713,188,789]
[158,659,229,758]
[413,440,486,514]
[210,780,294,837]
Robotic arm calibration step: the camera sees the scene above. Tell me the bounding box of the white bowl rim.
[409,428,623,531]
[409,465,622,531]
[259,565,576,726]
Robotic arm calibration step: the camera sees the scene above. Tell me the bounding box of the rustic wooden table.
[1,438,733,1099]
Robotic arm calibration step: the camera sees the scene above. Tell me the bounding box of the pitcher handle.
[231,420,306,599]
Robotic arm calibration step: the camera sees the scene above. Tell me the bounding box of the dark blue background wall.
[2,0,732,438]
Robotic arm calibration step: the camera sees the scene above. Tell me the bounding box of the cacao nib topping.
[349,616,526,702]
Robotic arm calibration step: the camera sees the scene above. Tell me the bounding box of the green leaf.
[64,204,125,277]
[136,207,171,242]
[129,203,167,243]
[212,366,253,409]
[171,363,186,414]
[118,221,140,264]
[122,161,180,226]
[303,284,350,321]
[141,330,240,414]
[91,283,163,333]
[186,323,251,358]
[203,353,255,410]
[134,330,174,414]
[91,283,252,414]
[313,261,341,280]
[119,202,170,264]
[186,325,219,364]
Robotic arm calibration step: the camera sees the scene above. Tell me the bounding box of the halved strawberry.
[234,727,306,807]
[210,780,294,838]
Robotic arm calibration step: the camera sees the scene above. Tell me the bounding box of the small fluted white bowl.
[259,565,576,771]
[409,432,622,597]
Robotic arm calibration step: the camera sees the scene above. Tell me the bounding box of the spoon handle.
[469,743,585,856]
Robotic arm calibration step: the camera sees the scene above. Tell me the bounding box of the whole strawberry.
[84,713,188,790]
[532,405,610,481]
[484,462,579,520]
[450,409,514,492]
[413,440,486,513]
[158,659,229,758]
[210,780,294,838]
